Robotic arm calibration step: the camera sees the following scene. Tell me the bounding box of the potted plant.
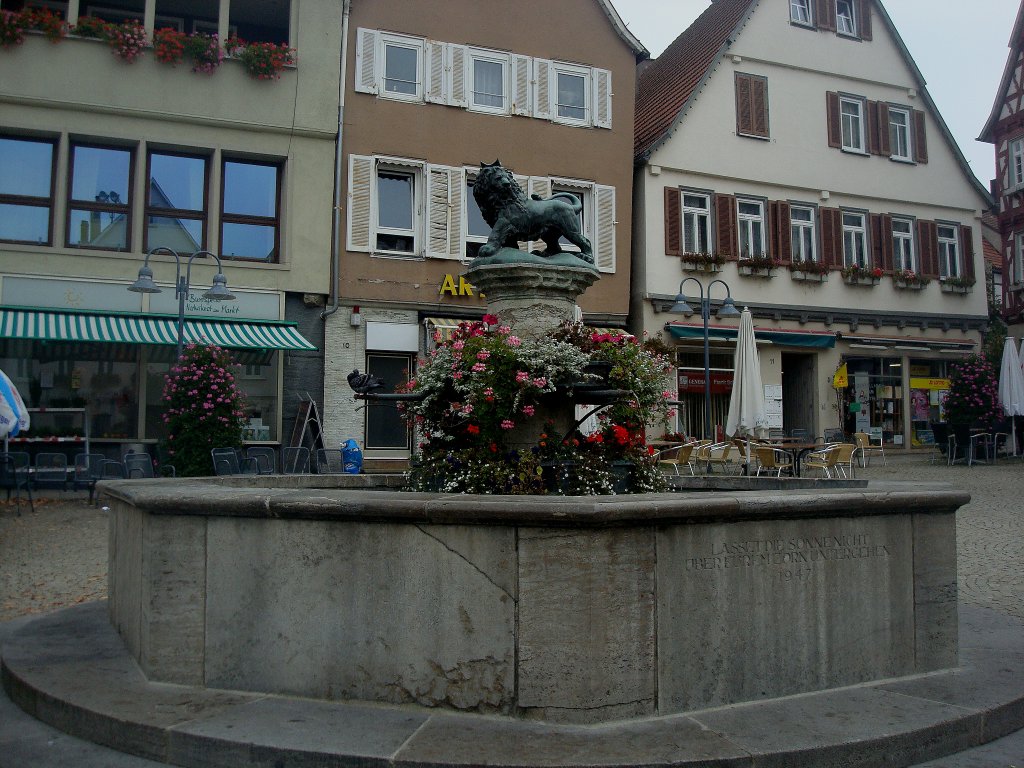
[841,264,883,285]
[789,258,830,281]
[942,354,1003,452]
[71,15,109,39]
[0,9,27,47]
[737,253,779,277]
[892,269,929,290]
[228,38,295,80]
[183,31,223,73]
[940,275,975,294]
[105,18,146,62]
[680,251,725,272]
[153,26,187,64]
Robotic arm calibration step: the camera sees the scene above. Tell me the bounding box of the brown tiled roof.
[983,235,1001,267]
[634,0,756,159]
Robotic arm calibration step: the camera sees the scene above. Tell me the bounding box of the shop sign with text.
[678,370,734,394]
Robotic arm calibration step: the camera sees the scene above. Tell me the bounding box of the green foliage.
[161,344,247,476]
[943,354,1003,427]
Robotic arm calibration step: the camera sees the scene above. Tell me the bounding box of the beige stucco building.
[632,0,992,448]
[0,0,335,461]
[323,0,645,465]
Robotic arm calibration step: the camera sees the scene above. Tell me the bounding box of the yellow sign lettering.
[439,274,458,295]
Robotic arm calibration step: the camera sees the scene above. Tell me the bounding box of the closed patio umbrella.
[725,308,768,469]
[0,368,30,439]
[999,337,1024,456]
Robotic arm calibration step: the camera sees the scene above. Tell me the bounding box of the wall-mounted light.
[350,305,362,327]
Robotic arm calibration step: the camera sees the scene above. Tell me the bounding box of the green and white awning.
[0,307,317,351]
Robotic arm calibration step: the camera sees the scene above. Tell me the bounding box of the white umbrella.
[999,337,1024,456]
[726,308,768,470]
[0,368,30,439]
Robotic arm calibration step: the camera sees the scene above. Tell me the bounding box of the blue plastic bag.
[340,439,363,474]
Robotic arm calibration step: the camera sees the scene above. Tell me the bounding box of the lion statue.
[472,161,594,265]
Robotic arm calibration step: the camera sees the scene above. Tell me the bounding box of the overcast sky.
[613,0,1018,188]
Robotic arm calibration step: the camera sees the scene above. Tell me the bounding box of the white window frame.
[842,211,868,268]
[374,160,422,257]
[1015,232,1024,286]
[681,191,712,255]
[553,63,590,126]
[840,96,866,153]
[790,0,812,26]
[836,0,857,36]
[891,217,915,272]
[464,171,490,259]
[468,49,510,115]
[736,198,766,259]
[1010,137,1024,191]
[992,267,1003,306]
[888,106,913,162]
[937,224,960,279]
[550,177,593,252]
[381,33,423,102]
[790,204,817,263]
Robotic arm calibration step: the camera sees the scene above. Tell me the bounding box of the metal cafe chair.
[315,448,345,475]
[1,453,33,515]
[72,453,106,504]
[211,448,258,476]
[33,452,69,491]
[281,446,311,474]
[753,445,793,477]
[246,446,278,475]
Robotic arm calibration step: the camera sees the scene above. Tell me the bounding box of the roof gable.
[633,0,755,160]
[979,0,1024,142]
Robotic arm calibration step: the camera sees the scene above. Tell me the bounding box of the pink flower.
[501,419,515,430]
[516,371,530,383]
[522,405,535,416]
[476,350,491,361]
[472,362,487,372]
[532,377,546,388]
[506,335,522,348]
[482,313,499,326]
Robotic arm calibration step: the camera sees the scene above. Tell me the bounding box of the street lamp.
[670,277,741,440]
[128,247,236,358]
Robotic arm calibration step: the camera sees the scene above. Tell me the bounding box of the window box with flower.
[680,252,724,273]
[940,276,975,294]
[892,269,929,290]
[788,259,829,282]
[841,264,883,285]
[737,253,779,278]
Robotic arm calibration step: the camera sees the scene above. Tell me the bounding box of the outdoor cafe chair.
[211,447,258,476]
[831,443,858,479]
[703,442,739,474]
[803,446,840,478]
[281,446,310,474]
[822,428,844,444]
[789,428,810,440]
[656,443,696,476]
[768,428,786,440]
[854,432,886,467]
[246,446,278,475]
[124,452,158,479]
[753,445,793,477]
[33,452,68,492]
[1,453,33,515]
[72,453,106,505]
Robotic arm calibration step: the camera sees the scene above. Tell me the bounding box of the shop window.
[67,142,133,250]
[0,135,55,245]
[364,353,411,450]
[220,158,280,262]
[146,150,208,253]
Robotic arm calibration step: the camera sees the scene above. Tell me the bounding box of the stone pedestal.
[465,250,599,339]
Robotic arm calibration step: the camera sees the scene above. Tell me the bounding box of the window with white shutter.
[448,44,468,107]
[593,68,612,129]
[594,184,615,272]
[347,155,427,257]
[426,165,463,260]
[512,54,532,116]
[533,58,554,120]
[354,28,379,94]
[424,40,447,104]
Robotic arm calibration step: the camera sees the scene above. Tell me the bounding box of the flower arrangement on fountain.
[399,316,673,494]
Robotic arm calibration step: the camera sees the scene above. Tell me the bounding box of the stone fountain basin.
[101,476,965,725]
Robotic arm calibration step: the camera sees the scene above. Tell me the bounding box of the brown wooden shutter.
[912,109,928,164]
[815,0,836,31]
[820,207,843,268]
[866,101,879,155]
[769,201,792,265]
[664,187,682,256]
[857,0,872,40]
[736,74,769,138]
[869,214,893,271]
[961,225,976,282]
[876,102,891,157]
[715,193,737,260]
[918,220,939,278]
[826,92,842,148]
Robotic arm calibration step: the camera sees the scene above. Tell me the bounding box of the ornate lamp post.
[128,247,236,358]
[670,277,740,440]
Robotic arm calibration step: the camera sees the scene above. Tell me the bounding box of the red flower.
[466,424,480,435]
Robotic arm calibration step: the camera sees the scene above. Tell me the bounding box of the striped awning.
[0,308,317,351]
[667,322,837,349]
[425,317,475,344]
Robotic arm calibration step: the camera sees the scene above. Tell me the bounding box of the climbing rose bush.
[161,343,247,476]
[943,354,1003,428]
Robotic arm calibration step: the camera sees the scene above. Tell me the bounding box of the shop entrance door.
[781,353,816,436]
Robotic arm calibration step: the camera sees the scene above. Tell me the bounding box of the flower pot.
[843,276,880,286]
[582,359,614,384]
[790,270,827,282]
[541,461,576,494]
[893,279,925,290]
[940,283,970,294]
[738,265,773,278]
[681,261,721,273]
[609,460,635,494]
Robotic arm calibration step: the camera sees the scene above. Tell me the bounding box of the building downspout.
[321,0,351,320]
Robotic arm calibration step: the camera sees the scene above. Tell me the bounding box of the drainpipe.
[321,0,351,320]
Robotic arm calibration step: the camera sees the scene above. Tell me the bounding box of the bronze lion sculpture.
[472,161,594,265]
